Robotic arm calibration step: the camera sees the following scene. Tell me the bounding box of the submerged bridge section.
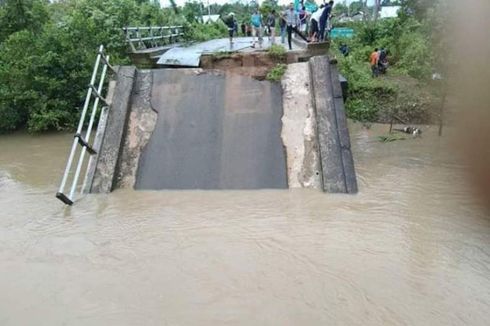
[135,69,287,190]
[56,40,357,205]
[81,57,356,197]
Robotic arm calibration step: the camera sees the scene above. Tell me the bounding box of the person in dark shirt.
[339,43,349,56]
[319,0,334,42]
[222,13,238,44]
[279,10,287,44]
[267,10,277,44]
[241,21,246,36]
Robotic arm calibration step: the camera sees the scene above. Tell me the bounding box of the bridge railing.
[123,26,184,52]
[56,45,115,205]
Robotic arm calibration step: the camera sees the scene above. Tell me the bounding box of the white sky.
[160,0,375,8]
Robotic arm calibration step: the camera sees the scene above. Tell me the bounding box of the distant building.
[379,6,401,19]
[201,15,221,24]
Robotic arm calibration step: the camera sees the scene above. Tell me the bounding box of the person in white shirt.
[309,5,325,42]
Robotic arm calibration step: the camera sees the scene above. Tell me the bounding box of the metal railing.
[122,26,184,52]
[56,45,115,205]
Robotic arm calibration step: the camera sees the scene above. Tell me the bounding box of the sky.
[160,0,375,8]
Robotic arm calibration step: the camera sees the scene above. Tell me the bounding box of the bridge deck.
[157,37,303,67]
[134,69,288,190]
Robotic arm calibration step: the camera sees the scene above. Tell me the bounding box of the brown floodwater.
[0,124,489,325]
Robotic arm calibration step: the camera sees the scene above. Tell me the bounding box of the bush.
[184,22,227,42]
[268,44,286,61]
[266,64,287,82]
[332,14,438,123]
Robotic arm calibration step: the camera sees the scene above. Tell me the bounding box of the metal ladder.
[56,45,114,205]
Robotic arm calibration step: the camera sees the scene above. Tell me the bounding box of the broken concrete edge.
[280,62,322,189]
[329,63,358,194]
[86,66,137,193]
[115,70,158,189]
[292,37,330,55]
[308,55,358,194]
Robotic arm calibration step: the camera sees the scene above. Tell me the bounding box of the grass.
[210,51,233,60]
[266,64,287,82]
[267,44,287,61]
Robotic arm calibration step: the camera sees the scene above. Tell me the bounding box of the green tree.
[333,3,348,16]
[349,0,364,14]
[0,0,49,42]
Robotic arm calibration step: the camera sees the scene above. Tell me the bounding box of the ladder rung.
[89,84,109,105]
[74,133,97,155]
[56,192,73,205]
[99,55,116,73]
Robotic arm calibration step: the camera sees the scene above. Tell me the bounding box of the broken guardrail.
[56,45,115,205]
[122,26,184,52]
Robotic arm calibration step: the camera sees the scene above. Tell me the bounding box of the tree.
[182,1,203,23]
[0,0,49,42]
[349,1,364,15]
[399,0,436,20]
[333,3,348,16]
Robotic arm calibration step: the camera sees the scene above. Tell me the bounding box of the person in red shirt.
[370,48,379,77]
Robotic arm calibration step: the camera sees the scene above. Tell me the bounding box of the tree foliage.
[333,0,448,123]
[0,0,228,133]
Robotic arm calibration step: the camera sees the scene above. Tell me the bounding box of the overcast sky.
[160,0,375,8]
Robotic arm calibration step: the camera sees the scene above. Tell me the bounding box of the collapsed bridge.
[56,30,357,205]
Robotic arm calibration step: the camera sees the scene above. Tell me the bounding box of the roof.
[202,15,221,24]
[379,6,401,19]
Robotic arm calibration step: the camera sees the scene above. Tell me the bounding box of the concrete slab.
[309,56,358,194]
[134,69,287,190]
[89,66,136,193]
[157,37,302,67]
[115,70,157,189]
[281,63,322,189]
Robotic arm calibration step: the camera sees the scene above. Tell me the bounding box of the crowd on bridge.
[221,1,336,50]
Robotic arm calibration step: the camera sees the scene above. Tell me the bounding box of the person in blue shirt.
[251,10,263,48]
[319,0,334,42]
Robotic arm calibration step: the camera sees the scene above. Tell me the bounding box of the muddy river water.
[0,124,489,325]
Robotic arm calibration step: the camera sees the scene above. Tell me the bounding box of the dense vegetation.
[0,0,227,133]
[0,0,449,133]
[332,0,450,123]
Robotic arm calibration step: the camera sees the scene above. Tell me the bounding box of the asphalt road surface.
[135,69,288,190]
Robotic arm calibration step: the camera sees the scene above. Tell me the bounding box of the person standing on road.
[222,13,237,45]
[283,2,309,50]
[299,5,307,33]
[251,10,263,48]
[319,0,334,42]
[267,10,277,45]
[241,21,246,36]
[309,4,324,42]
[279,10,287,44]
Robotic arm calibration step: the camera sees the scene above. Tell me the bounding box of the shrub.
[184,22,227,42]
[266,64,287,82]
[268,44,286,61]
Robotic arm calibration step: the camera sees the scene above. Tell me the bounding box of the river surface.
[0,124,489,325]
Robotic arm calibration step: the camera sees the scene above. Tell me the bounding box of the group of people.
[221,1,336,51]
[370,48,388,77]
